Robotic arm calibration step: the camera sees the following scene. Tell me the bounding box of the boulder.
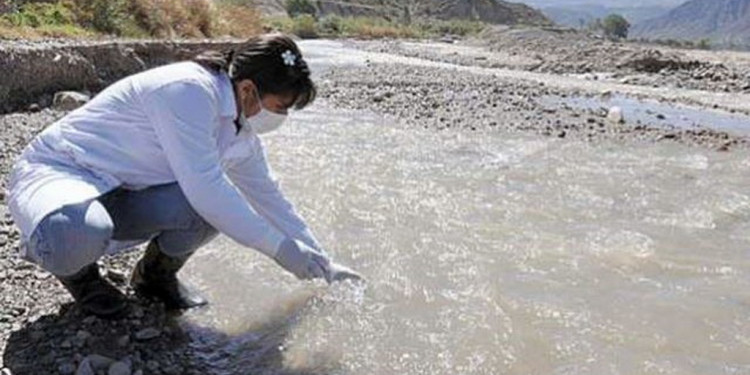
[53,91,90,111]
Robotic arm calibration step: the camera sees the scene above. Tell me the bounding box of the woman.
[7,33,360,319]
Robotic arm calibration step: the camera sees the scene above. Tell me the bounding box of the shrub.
[697,38,711,50]
[285,0,315,18]
[291,14,316,38]
[130,0,216,38]
[70,0,130,34]
[318,14,342,35]
[214,1,261,37]
[3,2,75,28]
[601,14,629,39]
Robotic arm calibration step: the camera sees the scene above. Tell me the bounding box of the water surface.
[181,104,750,375]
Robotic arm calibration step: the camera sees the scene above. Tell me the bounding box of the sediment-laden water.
[180,105,750,375]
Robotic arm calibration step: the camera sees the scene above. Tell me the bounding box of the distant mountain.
[631,0,750,47]
[541,5,673,28]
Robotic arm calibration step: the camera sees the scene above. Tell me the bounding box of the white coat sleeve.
[141,80,286,258]
[225,139,324,254]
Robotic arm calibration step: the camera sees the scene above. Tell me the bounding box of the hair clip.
[281,50,296,67]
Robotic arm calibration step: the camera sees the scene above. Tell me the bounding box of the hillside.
[541,5,672,28]
[632,0,750,47]
[309,0,551,26]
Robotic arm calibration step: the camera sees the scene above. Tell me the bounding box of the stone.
[607,106,625,124]
[107,361,131,375]
[58,362,76,375]
[75,360,95,375]
[1,368,12,375]
[134,327,160,341]
[83,354,114,370]
[145,360,159,372]
[106,269,128,284]
[53,91,90,111]
[75,330,92,341]
[133,371,143,375]
[117,335,130,347]
[27,103,41,112]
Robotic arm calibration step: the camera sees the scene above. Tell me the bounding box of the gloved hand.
[274,238,329,280]
[324,261,364,283]
[274,238,364,283]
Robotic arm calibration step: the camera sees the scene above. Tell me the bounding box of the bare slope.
[632,0,750,47]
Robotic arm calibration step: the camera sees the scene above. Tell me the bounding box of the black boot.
[56,263,130,319]
[130,241,207,310]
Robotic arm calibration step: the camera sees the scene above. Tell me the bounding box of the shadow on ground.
[3,293,336,375]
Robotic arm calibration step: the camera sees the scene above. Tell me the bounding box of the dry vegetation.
[0,0,263,39]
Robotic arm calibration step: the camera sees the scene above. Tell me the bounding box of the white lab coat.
[7,61,321,259]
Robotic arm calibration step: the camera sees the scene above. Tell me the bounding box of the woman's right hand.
[274,238,330,280]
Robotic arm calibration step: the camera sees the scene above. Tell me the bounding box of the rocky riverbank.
[318,63,748,151]
[352,27,750,94]
[0,39,245,114]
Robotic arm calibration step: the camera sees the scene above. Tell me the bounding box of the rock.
[74,330,91,347]
[27,103,41,112]
[58,362,76,375]
[107,361,131,375]
[82,316,97,325]
[83,354,114,370]
[117,334,130,347]
[134,327,160,341]
[53,91,90,111]
[60,339,73,349]
[133,371,143,375]
[607,106,625,124]
[106,269,128,284]
[75,360,95,375]
[145,361,159,372]
[1,368,12,375]
[656,113,666,120]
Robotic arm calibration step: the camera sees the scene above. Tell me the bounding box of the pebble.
[134,327,160,341]
[607,106,625,124]
[106,269,128,284]
[107,361,131,375]
[117,334,130,347]
[74,360,95,375]
[83,354,114,370]
[52,91,90,111]
[58,362,76,375]
[76,330,92,341]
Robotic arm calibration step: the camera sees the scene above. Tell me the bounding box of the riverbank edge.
[0,39,250,114]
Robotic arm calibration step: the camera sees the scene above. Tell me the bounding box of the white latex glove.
[274,239,364,283]
[274,238,329,280]
[324,261,364,283]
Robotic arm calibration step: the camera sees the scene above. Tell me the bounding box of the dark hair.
[192,33,316,110]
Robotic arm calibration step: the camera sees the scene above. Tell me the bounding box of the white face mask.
[239,85,288,135]
[247,107,287,134]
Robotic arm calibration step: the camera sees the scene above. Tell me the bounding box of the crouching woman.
[7,33,360,318]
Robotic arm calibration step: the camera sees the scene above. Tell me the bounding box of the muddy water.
[540,94,750,136]
[178,104,750,374]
